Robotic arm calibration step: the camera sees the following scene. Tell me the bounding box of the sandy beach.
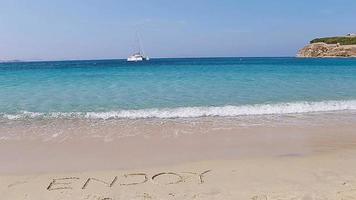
[1,112,356,199]
[2,0,356,199]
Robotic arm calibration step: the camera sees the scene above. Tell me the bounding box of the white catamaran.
[127,32,149,62]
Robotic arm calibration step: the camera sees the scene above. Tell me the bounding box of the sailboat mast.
[136,31,145,56]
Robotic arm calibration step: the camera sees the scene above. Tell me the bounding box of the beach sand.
[1,112,356,199]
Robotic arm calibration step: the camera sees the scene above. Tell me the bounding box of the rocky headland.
[297,35,356,58]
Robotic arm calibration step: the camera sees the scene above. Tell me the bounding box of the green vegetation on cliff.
[310,37,356,45]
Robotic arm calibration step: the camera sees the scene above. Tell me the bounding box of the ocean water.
[1,57,356,120]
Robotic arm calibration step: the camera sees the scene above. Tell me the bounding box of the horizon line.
[1,56,299,63]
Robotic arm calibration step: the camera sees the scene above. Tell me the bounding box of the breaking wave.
[2,100,356,120]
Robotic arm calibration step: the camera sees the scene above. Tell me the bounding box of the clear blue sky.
[1,0,356,60]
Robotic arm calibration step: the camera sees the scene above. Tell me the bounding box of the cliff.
[297,42,356,58]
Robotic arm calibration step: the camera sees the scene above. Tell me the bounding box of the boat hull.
[127,56,149,62]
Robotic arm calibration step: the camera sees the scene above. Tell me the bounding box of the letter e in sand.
[47,177,80,191]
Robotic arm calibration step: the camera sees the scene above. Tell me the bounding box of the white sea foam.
[2,100,356,120]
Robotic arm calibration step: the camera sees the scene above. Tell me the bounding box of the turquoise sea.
[1,57,356,119]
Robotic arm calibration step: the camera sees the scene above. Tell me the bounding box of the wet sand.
[1,112,356,199]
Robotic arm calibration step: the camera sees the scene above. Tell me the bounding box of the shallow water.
[1,57,356,119]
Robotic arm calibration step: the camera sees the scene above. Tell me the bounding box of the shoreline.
[1,110,356,140]
[2,100,356,120]
[1,111,356,174]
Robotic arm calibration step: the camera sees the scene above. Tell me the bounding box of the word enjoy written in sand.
[47,170,211,191]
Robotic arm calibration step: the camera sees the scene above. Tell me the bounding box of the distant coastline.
[0,59,23,63]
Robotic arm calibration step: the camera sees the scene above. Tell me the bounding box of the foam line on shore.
[2,100,356,120]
